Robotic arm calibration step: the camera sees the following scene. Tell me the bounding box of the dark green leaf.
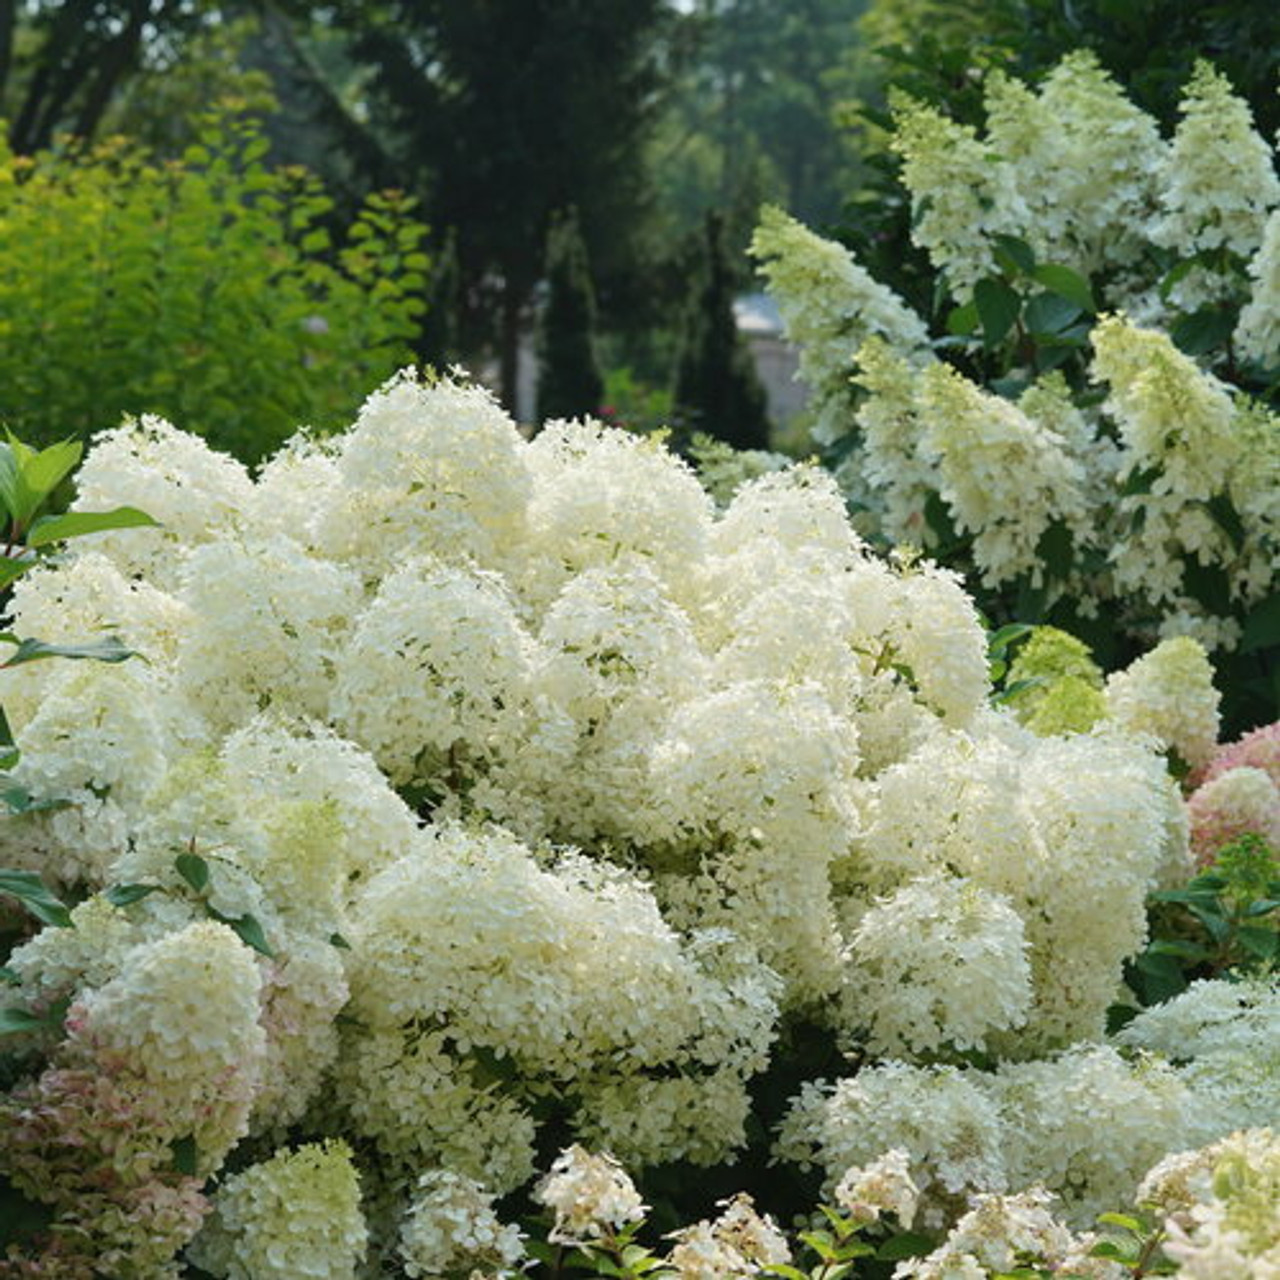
[1181,559,1232,616]
[1237,925,1277,960]
[210,909,275,958]
[171,1135,198,1177]
[1036,520,1074,581]
[0,777,69,816]
[0,635,136,668]
[329,931,351,949]
[1121,464,1162,497]
[946,300,979,336]
[174,852,210,894]
[1244,899,1280,917]
[993,676,1046,705]
[0,869,72,928]
[1032,263,1095,313]
[26,507,159,548]
[988,623,1034,657]
[104,883,160,908]
[877,1232,937,1261]
[0,555,36,589]
[1240,593,1280,656]
[1171,308,1235,356]
[1206,495,1246,553]
[0,1007,44,1035]
[974,277,1022,347]
[1025,290,1082,336]
[992,234,1036,276]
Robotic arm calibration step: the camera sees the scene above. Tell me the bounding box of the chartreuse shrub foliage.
[752,55,1279,730]
[0,117,428,463]
[0,372,1274,1275]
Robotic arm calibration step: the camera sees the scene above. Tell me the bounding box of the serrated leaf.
[0,869,73,927]
[974,277,1021,347]
[1033,262,1095,313]
[104,883,160,908]
[171,1134,198,1177]
[174,852,210,893]
[26,507,158,548]
[0,635,136,668]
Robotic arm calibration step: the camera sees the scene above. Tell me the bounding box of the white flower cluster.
[666,1193,791,1279]
[534,1145,647,1245]
[834,1149,919,1227]
[187,1141,367,1280]
[0,371,1202,1266]
[398,1169,524,1278]
[754,54,1279,650]
[779,1047,1200,1228]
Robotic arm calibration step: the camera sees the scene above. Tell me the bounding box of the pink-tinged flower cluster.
[0,923,264,1275]
[1185,723,1280,865]
[1190,721,1280,791]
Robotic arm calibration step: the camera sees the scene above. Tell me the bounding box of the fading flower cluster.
[186,1141,367,1280]
[1184,721,1280,864]
[666,1193,791,1279]
[397,1169,524,1279]
[534,1146,647,1246]
[834,1149,919,1227]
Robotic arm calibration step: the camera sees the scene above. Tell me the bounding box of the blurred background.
[0,0,1276,461]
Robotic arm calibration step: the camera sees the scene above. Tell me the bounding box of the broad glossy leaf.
[0,869,72,927]
[0,635,136,668]
[26,506,158,548]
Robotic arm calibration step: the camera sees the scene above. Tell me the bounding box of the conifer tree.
[673,212,771,450]
[536,208,604,424]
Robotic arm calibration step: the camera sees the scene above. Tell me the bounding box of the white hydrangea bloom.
[330,557,533,788]
[834,1148,919,1226]
[81,920,266,1171]
[993,1047,1198,1226]
[775,1063,1007,1221]
[518,418,713,614]
[984,52,1164,274]
[1106,636,1221,768]
[842,875,1032,1057]
[750,206,931,448]
[334,370,531,578]
[70,413,253,585]
[1151,62,1280,265]
[667,1193,790,1279]
[242,432,345,558]
[1120,978,1280,1063]
[890,93,1029,294]
[1235,208,1280,366]
[187,1140,367,1280]
[175,534,363,730]
[917,362,1089,588]
[398,1169,524,1279]
[1160,1129,1280,1279]
[534,1146,647,1245]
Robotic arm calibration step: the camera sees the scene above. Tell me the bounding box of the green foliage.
[673,213,771,450]
[1129,834,1279,1005]
[536,208,605,424]
[0,116,427,463]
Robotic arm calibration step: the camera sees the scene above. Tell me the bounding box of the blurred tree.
[322,0,667,410]
[536,208,604,425]
[672,212,770,450]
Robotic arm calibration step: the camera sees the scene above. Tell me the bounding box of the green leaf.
[988,623,1034,658]
[26,507,158,548]
[1240,592,1280,655]
[1205,494,1246,554]
[1032,263,1095,313]
[1171,308,1235,356]
[1244,898,1280,917]
[207,908,275,958]
[974,277,1021,347]
[0,555,36,590]
[329,931,351,949]
[0,1175,53,1250]
[993,676,1046,705]
[1120,464,1162,497]
[0,635,137,668]
[992,233,1036,276]
[171,1135,198,1177]
[19,439,81,513]
[1181,559,1232,617]
[1025,290,1082,336]
[174,852,210,894]
[946,300,979,336]
[104,883,160,908]
[0,869,72,928]
[1036,520,1074,581]
[1097,1213,1143,1232]
[0,777,69,816]
[877,1232,937,1261]
[1237,925,1277,960]
[0,1007,43,1036]
[0,965,18,985]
